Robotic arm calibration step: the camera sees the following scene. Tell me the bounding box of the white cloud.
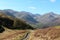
[28,6,37,10]
[50,0,56,3]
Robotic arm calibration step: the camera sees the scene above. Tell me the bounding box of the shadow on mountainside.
[0,25,5,33]
[0,17,34,33]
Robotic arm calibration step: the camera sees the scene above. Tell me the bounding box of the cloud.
[28,6,37,10]
[50,0,56,3]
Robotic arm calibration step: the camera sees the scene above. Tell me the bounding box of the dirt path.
[21,32,30,40]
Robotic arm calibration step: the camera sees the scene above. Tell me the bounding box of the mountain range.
[0,9,60,40]
[0,9,60,28]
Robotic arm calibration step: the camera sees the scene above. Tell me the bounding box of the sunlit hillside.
[54,26,60,29]
[28,27,60,40]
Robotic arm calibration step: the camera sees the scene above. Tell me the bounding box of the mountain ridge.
[0,9,60,28]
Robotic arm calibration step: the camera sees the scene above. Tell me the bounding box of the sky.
[0,0,60,15]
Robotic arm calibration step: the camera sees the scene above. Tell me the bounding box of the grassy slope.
[0,26,60,40]
[0,27,29,40]
[54,26,60,29]
[28,26,60,40]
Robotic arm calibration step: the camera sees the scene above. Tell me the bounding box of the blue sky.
[0,0,60,15]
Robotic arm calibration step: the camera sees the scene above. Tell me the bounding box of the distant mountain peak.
[49,12,54,13]
[4,9,14,11]
[43,12,56,17]
[46,12,55,15]
[20,11,32,14]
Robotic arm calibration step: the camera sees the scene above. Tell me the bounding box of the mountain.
[0,10,60,40]
[33,14,41,20]
[15,11,38,24]
[0,9,60,28]
[0,9,16,17]
[0,9,38,24]
[35,12,60,27]
[0,12,35,33]
[36,12,59,24]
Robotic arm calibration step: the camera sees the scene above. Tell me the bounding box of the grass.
[54,26,60,29]
[0,27,29,40]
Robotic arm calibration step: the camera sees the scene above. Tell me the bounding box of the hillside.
[15,11,38,24]
[0,12,34,33]
[34,12,60,28]
[0,9,38,24]
[0,11,60,40]
[1,9,60,28]
[28,26,60,40]
[0,26,60,40]
[0,12,34,40]
[0,27,28,40]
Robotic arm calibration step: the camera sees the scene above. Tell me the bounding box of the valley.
[0,10,60,40]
